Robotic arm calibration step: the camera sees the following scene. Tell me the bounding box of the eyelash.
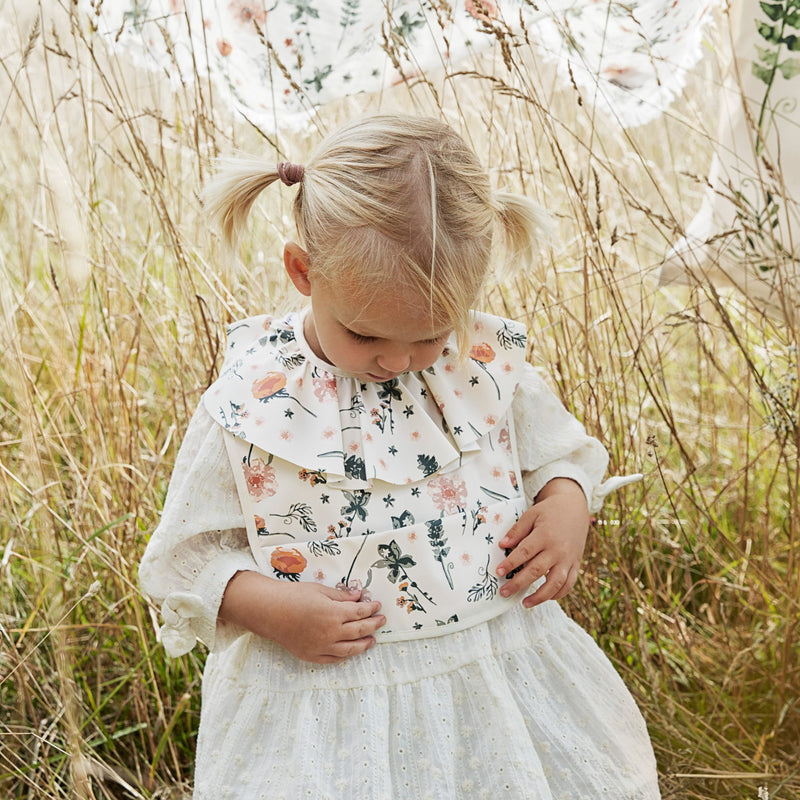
[348,331,376,344]
[347,330,444,346]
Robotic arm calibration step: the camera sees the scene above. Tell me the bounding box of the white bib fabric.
[203,310,531,641]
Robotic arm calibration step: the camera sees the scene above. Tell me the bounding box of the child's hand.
[495,478,590,608]
[220,571,386,664]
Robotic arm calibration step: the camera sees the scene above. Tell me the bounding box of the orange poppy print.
[468,342,495,363]
[252,371,287,400]
[270,546,307,579]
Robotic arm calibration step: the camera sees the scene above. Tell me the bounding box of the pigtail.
[202,158,283,250]
[493,191,552,273]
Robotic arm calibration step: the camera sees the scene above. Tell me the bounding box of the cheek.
[415,343,446,368]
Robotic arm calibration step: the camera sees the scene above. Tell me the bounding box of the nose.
[376,344,412,374]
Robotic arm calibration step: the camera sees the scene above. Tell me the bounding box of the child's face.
[305,278,452,382]
[284,242,452,382]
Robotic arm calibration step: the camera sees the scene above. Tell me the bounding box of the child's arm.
[495,477,589,607]
[502,361,612,606]
[219,571,385,664]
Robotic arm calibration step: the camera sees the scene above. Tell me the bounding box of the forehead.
[320,279,450,340]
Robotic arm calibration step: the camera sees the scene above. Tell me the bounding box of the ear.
[284,242,312,297]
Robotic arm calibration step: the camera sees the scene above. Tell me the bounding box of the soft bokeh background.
[1,2,798,798]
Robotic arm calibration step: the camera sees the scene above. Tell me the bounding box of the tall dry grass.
[1,2,798,799]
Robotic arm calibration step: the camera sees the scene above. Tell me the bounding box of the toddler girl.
[139,114,661,799]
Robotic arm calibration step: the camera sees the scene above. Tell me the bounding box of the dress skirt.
[193,600,660,800]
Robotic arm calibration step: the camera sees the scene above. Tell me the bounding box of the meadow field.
[1,2,798,798]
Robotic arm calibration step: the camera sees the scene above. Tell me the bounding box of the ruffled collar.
[202,309,527,485]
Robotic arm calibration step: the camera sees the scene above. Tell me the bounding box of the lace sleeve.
[512,363,641,511]
[139,404,257,656]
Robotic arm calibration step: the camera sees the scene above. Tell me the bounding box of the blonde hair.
[203,114,546,349]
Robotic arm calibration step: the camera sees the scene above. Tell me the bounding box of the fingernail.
[496,567,506,577]
[500,587,511,597]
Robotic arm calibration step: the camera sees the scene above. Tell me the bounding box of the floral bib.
[203,310,531,641]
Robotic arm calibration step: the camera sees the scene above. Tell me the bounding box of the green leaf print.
[372,539,436,611]
[286,0,320,23]
[496,321,526,351]
[268,503,317,534]
[308,539,341,558]
[751,0,800,152]
[373,540,416,584]
[425,518,454,590]
[340,490,371,525]
[417,454,440,477]
[467,554,499,603]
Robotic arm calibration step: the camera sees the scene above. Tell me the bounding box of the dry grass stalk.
[1,2,798,798]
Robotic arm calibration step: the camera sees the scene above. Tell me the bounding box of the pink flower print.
[312,374,337,402]
[427,475,468,514]
[498,425,511,454]
[217,39,233,57]
[603,65,646,90]
[313,569,325,582]
[465,0,498,20]
[228,0,267,27]
[243,457,277,500]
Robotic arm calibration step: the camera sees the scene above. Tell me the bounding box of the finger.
[500,555,553,597]
[322,584,363,602]
[341,613,386,640]
[521,566,574,608]
[496,535,546,579]
[328,635,377,660]
[497,507,539,549]
[342,599,382,620]
[550,565,578,601]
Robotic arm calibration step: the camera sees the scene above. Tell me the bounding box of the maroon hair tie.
[276,162,305,186]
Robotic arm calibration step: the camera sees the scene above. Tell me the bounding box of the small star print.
[411,487,421,497]
[470,377,479,386]
[403,406,414,417]
[383,494,395,507]
[284,409,294,418]
[320,494,330,504]
[388,445,398,456]
[485,533,494,544]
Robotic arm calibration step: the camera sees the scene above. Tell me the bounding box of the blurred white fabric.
[660,0,800,321]
[83,0,715,130]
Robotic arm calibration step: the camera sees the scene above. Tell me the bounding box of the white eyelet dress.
[139,310,661,800]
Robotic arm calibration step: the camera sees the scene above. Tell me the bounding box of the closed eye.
[347,329,377,343]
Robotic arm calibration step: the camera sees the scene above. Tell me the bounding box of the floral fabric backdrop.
[661,0,800,320]
[83,0,715,130]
